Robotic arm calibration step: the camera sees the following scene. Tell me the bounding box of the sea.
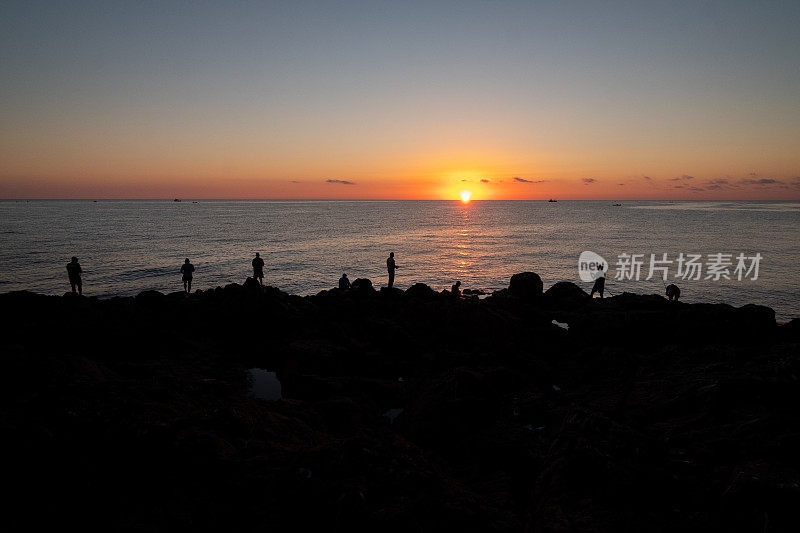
[1,200,798,322]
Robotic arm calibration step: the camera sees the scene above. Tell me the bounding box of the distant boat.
[173,198,181,202]
[548,199,557,202]
[612,203,622,206]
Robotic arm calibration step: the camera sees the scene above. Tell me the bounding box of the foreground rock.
[1,276,798,532]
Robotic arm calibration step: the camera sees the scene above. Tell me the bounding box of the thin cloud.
[582,178,596,184]
[325,179,356,185]
[704,178,734,190]
[480,179,490,183]
[673,184,704,192]
[739,174,789,188]
[289,180,301,183]
[513,177,546,183]
[460,179,471,182]
[618,183,625,186]
[642,175,652,181]
[741,178,780,185]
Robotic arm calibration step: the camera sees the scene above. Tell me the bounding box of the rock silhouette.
[508,271,544,300]
[1,273,798,531]
[350,277,374,293]
[543,280,590,310]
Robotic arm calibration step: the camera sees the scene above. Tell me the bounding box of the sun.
[460,190,472,202]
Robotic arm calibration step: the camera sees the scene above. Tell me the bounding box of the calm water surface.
[1,200,798,321]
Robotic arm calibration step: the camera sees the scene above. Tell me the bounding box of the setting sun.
[460,190,472,202]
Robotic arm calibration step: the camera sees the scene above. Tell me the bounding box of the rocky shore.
[2,274,799,532]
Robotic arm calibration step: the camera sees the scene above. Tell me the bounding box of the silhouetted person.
[666,283,681,301]
[451,280,462,298]
[590,265,605,298]
[387,252,399,288]
[339,273,351,290]
[66,256,82,295]
[180,258,195,294]
[252,252,265,285]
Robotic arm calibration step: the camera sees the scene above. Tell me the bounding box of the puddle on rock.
[248,368,282,401]
[383,408,404,424]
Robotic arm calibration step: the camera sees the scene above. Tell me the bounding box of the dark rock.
[379,287,403,298]
[350,278,374,293]
[135,290,166,306]
[543,281,590,309]
[399,367,502,449]
[462,288,488,296]
[243,277,262,291]
[1,285,797,532]
[488,288,508,299]
[508,272,543,300]
[223,283,243,295]
[780,317,800,340]
[529,410,671,531]
[720,463,800,532]
[404,283,438,300]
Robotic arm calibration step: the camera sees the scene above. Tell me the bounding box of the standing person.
[252,252,265,285]
[590,264,605,298]
[180,258,195,294]
[339,273,351,290]
[386,252,399,289]
[66,256,82,295]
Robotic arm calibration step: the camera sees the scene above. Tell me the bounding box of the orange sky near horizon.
[2,156,798,200]
[1,2,799,201]
[2,172,799,201]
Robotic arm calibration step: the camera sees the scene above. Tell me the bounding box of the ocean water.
[1,200,798,321]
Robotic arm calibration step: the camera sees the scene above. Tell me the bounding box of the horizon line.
[1,197,798,202]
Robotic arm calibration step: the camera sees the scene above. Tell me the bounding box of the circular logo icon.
[578,251,608,282]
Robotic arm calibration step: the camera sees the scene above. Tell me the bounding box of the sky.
[1,0,799,200]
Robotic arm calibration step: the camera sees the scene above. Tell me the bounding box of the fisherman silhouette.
[451,280,462,298]
[180,258,195,294]
[252,252,265,285]
[339,273,351,290]
[666,283,681,301]
[387,252,399,289]
[590,264,605,298]
[66,256,82,295]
